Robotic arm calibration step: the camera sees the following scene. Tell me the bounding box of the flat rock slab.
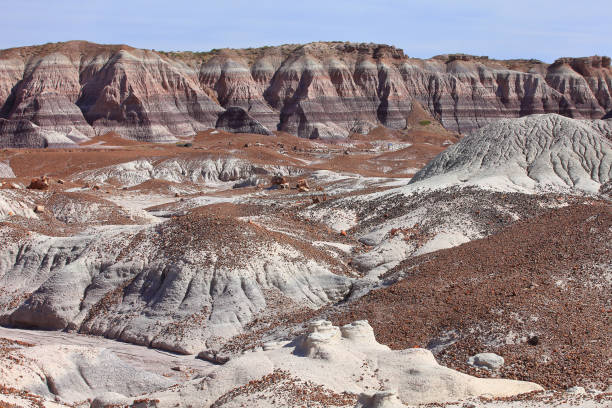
[0,326,215,381]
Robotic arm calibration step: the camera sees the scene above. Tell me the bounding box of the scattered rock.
[311,194,328,204]
[34,205,45,213]
[527,335,540,346]
[271,175,287,185]
[600,180,612,198]
[296,178,310,192]
[566,386,586,394]
[57,179,65,184]
[197,350,230,365]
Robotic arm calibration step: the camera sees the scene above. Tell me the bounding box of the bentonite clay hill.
[0,112,610,407]
[410,114,612,192]
[0,40,611,147]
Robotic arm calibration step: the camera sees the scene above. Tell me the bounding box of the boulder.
[197,350,230,365]
[27,176,50,190]
[271,175,287,185]
[296,178,310,192]
[311,194,327,204]
[270,175,289,189]
[468,353,505,370]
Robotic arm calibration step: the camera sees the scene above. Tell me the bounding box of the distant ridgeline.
[0,40,611,147]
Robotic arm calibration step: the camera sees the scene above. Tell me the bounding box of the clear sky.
[1,0,610,62]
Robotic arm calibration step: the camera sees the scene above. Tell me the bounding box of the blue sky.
[1,0,610,62]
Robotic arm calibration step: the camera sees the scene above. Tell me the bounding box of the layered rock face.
[0,119,48,148]
[0,118,81,148]
[215,106,273,135]
[1,41,611,146]
[0,42,222,143]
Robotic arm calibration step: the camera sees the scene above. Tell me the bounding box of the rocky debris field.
[0,113,610,407]
[331,203,611,391]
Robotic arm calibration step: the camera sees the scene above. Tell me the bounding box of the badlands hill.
[0,108,611,404]
[410,114,612,192]
[0,40,611,146]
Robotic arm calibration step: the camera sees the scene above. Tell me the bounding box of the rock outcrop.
[215,106,273,135]
[136,320,541,407]
[1,41,611,146]
[0,42,222,144]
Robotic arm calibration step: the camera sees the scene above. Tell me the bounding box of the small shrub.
[419,120,431,126]
[176,142,193,148]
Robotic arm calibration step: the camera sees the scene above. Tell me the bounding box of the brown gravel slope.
[333,203,611,390]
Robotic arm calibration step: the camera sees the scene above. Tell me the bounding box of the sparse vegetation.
[419,120,431,126]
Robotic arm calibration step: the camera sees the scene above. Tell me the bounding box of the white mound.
[138,320,542,407]
[1,216,352,354]
[73,157,301,187]
[410,114,612,193]
[0,161,15,178]
[1,344,173,404]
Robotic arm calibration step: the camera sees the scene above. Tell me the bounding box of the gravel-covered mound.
[333,203,612,390]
